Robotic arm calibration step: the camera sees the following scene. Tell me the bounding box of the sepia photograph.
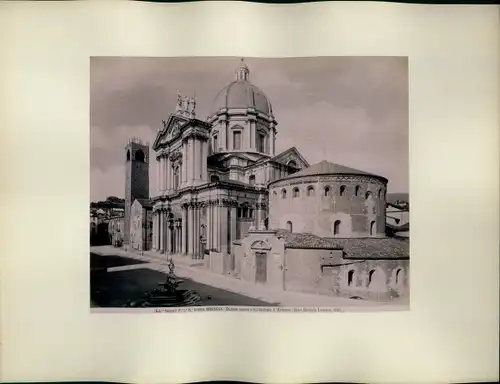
[90,56,409,311]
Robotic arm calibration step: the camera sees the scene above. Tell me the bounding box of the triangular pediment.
[152,113,190,150]
[269,147,309,169]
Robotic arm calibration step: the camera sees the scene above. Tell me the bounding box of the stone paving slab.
[90,246,408,310]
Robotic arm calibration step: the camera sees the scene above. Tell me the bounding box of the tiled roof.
[274,160,387,182]
[276,229,409,259]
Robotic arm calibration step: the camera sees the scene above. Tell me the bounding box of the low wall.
[284,248,409,301]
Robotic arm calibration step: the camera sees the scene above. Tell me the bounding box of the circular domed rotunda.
[207,59,277,156]
[268,161,388,238]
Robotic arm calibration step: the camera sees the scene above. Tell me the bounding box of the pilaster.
[182,207,188,254]
[188,204,194,255]
[212,200,220,251]
[219,202,229,254]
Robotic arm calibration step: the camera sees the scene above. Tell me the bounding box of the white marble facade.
[150,60,309,259]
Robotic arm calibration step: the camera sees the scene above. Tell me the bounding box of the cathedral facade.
[147,60,309,258]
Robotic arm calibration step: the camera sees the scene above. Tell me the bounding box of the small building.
[233,229,409,302]
[130,198,153,251]
[108,216,125,247]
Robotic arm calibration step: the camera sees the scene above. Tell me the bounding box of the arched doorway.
[370,220,376,236]
[286,221,293,233]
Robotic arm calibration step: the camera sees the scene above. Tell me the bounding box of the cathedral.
[125,59,310,258]
[121,59,409,302]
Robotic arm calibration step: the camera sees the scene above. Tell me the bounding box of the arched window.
[249,175,256,186]
[135,149,145,162]
[174,166,180,190]
[395,268,403,285]
[292,187,300,198]
[354,185,360,196]
[365,191,372,200]
[126,150,131,161]
[210,175,220,183]
[333,220,341,236]
[340,185,346,196]
[368,269,376,286]
[347,270,355,286]
[281,189,287,199]
[307,186,315,197]
[273,190,278,199]
[286,221,293,232]
[378,189,382,198]
[324,186,331,197]
[370,220,376,236]
[288,160,297,168]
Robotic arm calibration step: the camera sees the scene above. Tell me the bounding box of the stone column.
[219,203,229,254]
[207,202,213,249]
[162,156,167,192]
[182,207,188,254]
[182,141,187,186]
[220,123,227,151]
[192,205,199,259]
[212,201,220,251]
[158,210,164,252]
[161,156,167,193]
[201,141,208,182]
[177,223,181,254]
[166,220,172,254]
[166,157,171,191]
[152,211,157,251]
[271,128,276,156]
[187,205,194,255]
[248,123,252,151]
[156,160,161,195]
[230,204,237,254]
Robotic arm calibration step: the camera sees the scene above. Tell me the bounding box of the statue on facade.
[188,95,196,117]
[175,90,185,114]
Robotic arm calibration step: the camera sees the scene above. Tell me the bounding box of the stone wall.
[284,248,409,301]
[269,175,386,238]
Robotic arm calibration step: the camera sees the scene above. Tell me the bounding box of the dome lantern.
[235,58,250,81]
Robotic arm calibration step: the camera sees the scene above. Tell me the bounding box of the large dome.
[211,60,273,116]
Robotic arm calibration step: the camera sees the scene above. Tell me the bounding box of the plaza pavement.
[90,245,408,311]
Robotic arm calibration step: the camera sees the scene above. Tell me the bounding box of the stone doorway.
[255,252,267,283]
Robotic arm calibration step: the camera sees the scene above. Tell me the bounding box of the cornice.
[269,174,387,188]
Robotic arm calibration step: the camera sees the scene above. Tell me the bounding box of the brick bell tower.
[124,138,150,246]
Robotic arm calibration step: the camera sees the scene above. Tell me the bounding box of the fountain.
[126,258,201,307]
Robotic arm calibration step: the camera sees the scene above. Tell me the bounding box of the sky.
[90,56,408,202]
